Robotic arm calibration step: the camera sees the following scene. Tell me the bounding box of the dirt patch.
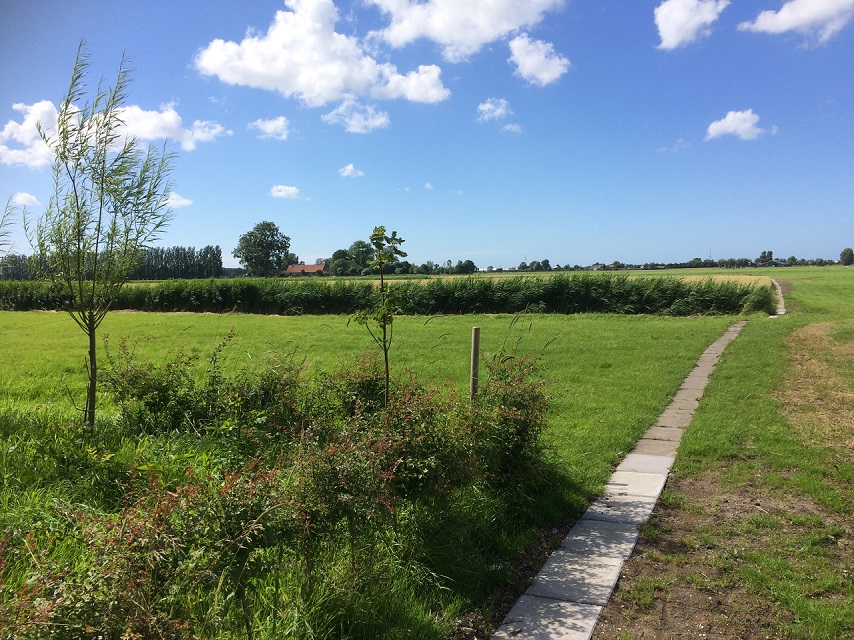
[592,469,852,639]
[774,322,854,453]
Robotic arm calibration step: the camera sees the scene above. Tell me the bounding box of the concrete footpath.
[492,320,748,640]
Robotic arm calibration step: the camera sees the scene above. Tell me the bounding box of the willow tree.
[26,43,174,430]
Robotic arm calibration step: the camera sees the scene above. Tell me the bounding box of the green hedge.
[0,274,775,316]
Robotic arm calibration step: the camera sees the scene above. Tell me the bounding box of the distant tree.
[348,240,374,269]
[757,250,774,265]
[840,247,853,266]
[233,221,291,276]
[455,259,477,274]
[518,261,528,272]
[24,44,174,429]
[540,258,551,271]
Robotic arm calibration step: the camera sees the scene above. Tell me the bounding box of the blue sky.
[1,0,852,268]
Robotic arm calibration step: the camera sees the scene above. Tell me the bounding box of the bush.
[1,338,552,638]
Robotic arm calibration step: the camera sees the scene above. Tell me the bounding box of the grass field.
[1,265,850,638]
[0,309,733,498]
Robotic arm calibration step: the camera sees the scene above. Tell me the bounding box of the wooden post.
[470,326,480,401]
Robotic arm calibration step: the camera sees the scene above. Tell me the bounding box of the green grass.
[668,265,854,639]
[0,306,743,637]
[0,310,734,500]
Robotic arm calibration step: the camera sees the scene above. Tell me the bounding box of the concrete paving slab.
[616,453,674,475]
[631,438,680,457]
[526,550,624,605]
[492,595,602,640]
[605,471,667,498]
[662,398,700,415]
[560,520,639,558]
[643,425,684,440]
[679,375,710,390]
[673,388,704,402]
[654,411,693,429]
[584,494,657,524]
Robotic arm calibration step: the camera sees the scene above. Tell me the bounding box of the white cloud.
[339,163,365,177]
[738,0,854,45]
[322,97,391,133]
[165,192,193,208]
[423,182,433,189]
[705,109,767,141]
[0,101,57,168]
[249,116,290,140]
[501,123,523,134]
[656,138,691,153]
[508,34,570,86]
[1,99,228,169]
[117,104,232,151]
[270,184,303,199]
[477,98,513,122]
[370,0,566,63]
[9,192,40,207]
[194,0,450,108]
[654,0,730,50]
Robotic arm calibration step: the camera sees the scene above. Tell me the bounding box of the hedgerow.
[0,273,775,316]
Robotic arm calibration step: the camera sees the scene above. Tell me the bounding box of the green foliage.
[350,226,408,406]
[20,42,174,429]
[0,335,551,638]
[840,247,853,266]
[0,272,776,316]
[232,221,292,277]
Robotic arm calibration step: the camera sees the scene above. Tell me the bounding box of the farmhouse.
[285,263,327,276]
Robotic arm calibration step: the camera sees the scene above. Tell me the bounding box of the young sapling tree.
[25,43,175,431]
[350,226,406,407]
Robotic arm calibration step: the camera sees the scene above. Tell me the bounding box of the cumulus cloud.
[508,34,570,86]
[501,123,523,134]
[339,163,365,177]
[477,98,513,122]
[9,192,41,207]
[165,192,193,208]
[0,99,231,168]
[322,98,390,133]
[117,104,232,151]
[249,116,290,140]
[194,0,450,108]
[738,0,854,45]
[655,0,730,50]
[270,185,303,199]
[0,101,57,168]
[370,0,565,62]
[705,109,768,141]
[423,182,433,189]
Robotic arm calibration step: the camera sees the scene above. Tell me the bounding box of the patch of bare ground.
[593,318,854,639]
[591,469,850,639]
[774,322,854,452]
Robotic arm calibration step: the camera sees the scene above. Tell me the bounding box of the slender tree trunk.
[85,316,97,430]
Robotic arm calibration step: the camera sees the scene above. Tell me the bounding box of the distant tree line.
[130,245,223,280]
[0,245,223,281]
[319,238,478,276]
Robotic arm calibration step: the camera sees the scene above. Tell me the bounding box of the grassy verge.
[594,266,854,639]
[0,308,745,638]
